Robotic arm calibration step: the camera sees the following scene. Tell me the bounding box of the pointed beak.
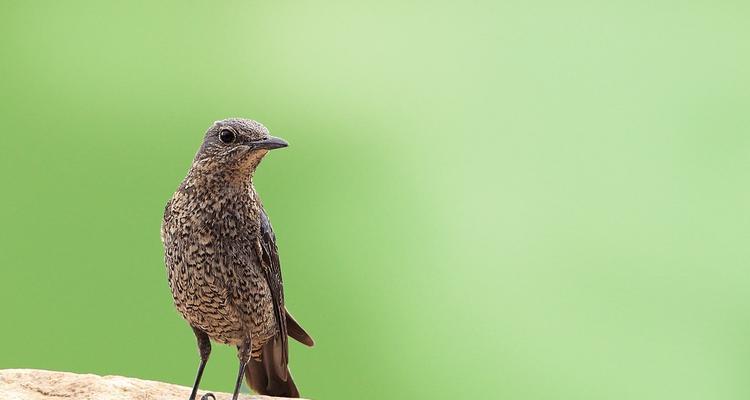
[253,136,289,150]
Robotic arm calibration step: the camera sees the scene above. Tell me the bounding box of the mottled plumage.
[161,118,312,399]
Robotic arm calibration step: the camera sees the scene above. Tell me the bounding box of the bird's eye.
[219,130,236,144]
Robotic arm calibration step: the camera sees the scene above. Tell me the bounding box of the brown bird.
[161,118,314,399]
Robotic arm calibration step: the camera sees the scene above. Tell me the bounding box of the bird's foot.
[200,393,216,400]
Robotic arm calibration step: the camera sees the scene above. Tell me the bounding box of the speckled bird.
[161,118,313,400]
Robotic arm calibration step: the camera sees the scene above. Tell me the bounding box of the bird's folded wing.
[257,209,289,379]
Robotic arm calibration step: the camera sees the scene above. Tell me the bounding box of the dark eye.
[219,129,235,144]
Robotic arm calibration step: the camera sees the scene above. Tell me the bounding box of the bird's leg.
[231,340,252,400]
[189,326,212,400]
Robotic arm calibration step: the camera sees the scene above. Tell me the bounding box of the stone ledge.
[0,369,293,400]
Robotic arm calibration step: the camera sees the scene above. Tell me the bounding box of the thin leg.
[189,359,208,400]
[189,326,212,400]
[231,340,252,400]
[230,361,247,400]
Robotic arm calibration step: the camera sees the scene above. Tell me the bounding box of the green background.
[1,1,749,399]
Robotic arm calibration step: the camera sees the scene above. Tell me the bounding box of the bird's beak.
[253,136,289,150]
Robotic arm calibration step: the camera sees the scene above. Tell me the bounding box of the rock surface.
[0,369,291,400]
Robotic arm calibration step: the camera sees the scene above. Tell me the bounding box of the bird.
[161,118,314,399]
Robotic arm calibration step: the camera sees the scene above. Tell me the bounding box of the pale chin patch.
[240,149,269,171]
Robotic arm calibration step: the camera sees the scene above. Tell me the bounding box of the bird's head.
[191,118,288,178]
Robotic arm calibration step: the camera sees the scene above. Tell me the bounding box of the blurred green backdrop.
[1,1,749,399]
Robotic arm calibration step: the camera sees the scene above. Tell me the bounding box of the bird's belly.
[167,259,277,345]
[170,273,245,344]
[163,208,278,346]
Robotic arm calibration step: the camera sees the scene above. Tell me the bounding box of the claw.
[200,393,216,400]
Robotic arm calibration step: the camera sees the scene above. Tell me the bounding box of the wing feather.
[257,209,289,376]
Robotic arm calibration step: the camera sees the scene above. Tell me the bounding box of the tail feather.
[286,309,314,347]
[245,337,300,398]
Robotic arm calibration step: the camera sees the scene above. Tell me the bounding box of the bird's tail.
[245,337,300,398]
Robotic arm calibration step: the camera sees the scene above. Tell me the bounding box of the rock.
[0,369,293,400]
